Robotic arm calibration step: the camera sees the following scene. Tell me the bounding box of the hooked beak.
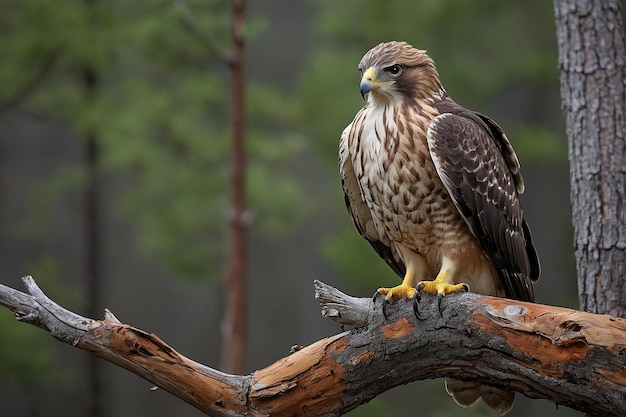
[359,67,377,99]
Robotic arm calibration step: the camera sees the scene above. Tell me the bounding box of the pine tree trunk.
[222,0,248,374]
[82,0,103,415]
[553,0,626,317]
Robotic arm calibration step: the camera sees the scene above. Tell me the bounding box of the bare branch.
[0,276,249,417]
[1,276,625,416]
[314,279,373,327]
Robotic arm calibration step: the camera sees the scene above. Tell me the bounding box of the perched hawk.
[339,41,540,415]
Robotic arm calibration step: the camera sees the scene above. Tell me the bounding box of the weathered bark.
[553,0,626,316]
[1,276,625,417]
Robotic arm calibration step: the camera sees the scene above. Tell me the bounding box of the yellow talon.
[377,282,416,301]
[417,269,469,296]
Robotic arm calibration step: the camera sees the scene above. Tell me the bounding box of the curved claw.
[382,300,390,320]
[412,291,424,320]
[372,291,390,320]
[377,283,417,321]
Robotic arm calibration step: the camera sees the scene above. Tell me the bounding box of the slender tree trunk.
[221,0,247,374]
[82,1,103,416]
[83,70,103,417]
[553,0,626,317]
[84,123,103,417]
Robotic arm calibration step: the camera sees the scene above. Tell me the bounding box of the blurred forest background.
[0,0,607,416]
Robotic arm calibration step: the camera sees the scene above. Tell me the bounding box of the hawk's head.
[358,41,443,104]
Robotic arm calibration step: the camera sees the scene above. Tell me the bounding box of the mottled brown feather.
[427,108,539,301]
[340,126,405,277]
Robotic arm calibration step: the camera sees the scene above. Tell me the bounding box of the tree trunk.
[82,0,103,414]
[553,0,626,317]
[221,0,248,374]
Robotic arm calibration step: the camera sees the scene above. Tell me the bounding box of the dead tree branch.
[0,276,625,417]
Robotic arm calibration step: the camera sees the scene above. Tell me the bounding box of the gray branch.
[0,276,94,344]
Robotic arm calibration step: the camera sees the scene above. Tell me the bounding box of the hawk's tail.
[445,378,514,415]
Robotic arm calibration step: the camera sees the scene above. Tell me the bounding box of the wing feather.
[427,111,540,301]
[339,125,405,278]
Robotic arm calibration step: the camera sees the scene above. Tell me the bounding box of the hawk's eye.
[386,65,403,77]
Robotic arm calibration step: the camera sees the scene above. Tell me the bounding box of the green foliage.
[0,0,310,281]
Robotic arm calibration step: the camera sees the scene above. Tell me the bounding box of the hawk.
[339,41,540,415]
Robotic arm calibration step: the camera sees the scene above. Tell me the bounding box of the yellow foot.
[377,283,416,301]
[416,279,469,296]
